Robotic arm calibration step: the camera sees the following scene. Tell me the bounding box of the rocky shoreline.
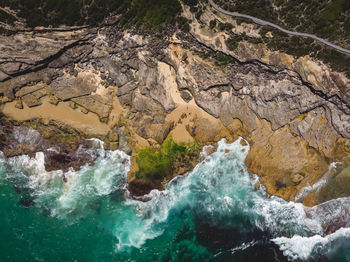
[0,2,350,206]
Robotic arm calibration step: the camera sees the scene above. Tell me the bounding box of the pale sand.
[157,59,196,143]
[164,61,221,143]
[0,53,220,145]
[1,77,128,136]
[167,103,223,144]
[107,86,125,128]
[1,96,110,135]
[165,44,223,144]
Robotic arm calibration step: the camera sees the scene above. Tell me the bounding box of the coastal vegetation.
[0,0,185,31]
[222,25,350,77]
[1,0,349,75]
[214,0,350,47]
[135,136,201,181]
[209,0,350,77]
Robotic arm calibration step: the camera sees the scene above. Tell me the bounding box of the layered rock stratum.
[0,2,349,206]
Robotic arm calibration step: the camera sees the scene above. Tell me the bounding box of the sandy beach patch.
[1,97,110,136]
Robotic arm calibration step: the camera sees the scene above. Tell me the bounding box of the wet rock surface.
[0,18,349,205]
[0,114,99,173]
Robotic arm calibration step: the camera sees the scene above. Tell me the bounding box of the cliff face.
[0,5,350,205]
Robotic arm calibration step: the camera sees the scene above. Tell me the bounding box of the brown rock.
[32,89,48,100]
[72,94,112,120]
[245,119,329,203]
[0,70,9,81]
[51,74,97,101]
[22,93,42,107]
[148,123,172,144]
[49,95,59,105]
[108,130,119,142]
[291,173,305,185]
[191,117,220,143]
[109,142,119,151]
[15,99,23,109]
[318,166,350,203]
[205,145,217,155]
[180,90,192,102]
[127,179,162,197]
[68,101,77,109]
[15,83,47,97]
[103,141,110,150]
[80,107,89,114]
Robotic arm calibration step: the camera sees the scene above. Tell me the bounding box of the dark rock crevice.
[187,31,350,120]
[1,37,94,82]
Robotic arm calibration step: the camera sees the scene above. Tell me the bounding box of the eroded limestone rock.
[0,24,350,206]
[50,74,97,101]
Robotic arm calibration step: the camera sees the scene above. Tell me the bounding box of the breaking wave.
[1,138,350,261]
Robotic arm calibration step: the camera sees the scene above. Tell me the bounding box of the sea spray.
[114,137,322,250]
[2,139,130,220]
[273,227,350,261]
[1,138,350,261]
[294,161,342,202]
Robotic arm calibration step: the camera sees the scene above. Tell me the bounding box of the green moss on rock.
[135,136,201,181]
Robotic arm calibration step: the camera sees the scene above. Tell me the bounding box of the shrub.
[0,0,184,31]
[209,19,217,29]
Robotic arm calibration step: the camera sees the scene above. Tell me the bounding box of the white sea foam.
[2,137,350,260]
[12,126,42,145]
[295,162,342,202]
[273,227,350,261]
[230,240,257,254]
[2,140,130,220]
[113,137,321,250]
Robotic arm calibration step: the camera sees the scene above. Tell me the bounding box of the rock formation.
[0,2,349,206]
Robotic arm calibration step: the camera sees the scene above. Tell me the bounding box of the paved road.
[209,0,350,55]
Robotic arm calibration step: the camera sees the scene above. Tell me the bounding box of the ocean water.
[1,138,350,261]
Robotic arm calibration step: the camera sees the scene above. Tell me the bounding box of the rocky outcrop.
[0,114,99,172]
[0,10,350,205]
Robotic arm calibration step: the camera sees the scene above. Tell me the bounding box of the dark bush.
[0,0,183,31]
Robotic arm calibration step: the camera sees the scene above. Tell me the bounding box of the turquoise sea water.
[1,138,350,261]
